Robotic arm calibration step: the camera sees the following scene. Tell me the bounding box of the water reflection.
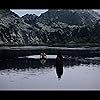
[1,54,100,89]
[0,55,100,77]
[40,52,47,65]
[55,51,63,79]
[0,57,100,70]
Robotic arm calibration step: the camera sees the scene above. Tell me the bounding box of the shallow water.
[0,55,100,90]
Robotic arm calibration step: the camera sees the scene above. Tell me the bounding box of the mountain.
[36,9,100,26]
[0,9,42,45]
[29,9,100,44]
[22,14,38,26]
[0,9,100,45]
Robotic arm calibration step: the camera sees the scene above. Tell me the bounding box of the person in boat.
[55,51,63,79]
[40,52,47,65]
[40,52,47,60]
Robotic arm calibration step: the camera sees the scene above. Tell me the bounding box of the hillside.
[0,9,100,45]
[22,9,100,44]
[0,9,42,45]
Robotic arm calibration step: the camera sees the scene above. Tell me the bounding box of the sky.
[11,9,48,16]
[94,9,100,14]
[11,9,100,17]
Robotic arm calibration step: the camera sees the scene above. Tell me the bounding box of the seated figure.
[40,52,47,64]
[40,52,47,59]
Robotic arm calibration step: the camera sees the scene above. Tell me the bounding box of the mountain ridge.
[0,9,100,45]
[0,9,42,45]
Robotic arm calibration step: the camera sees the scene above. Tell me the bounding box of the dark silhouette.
[55,51,63,79]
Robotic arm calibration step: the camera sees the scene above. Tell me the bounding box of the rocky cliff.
[0,9,100,45]
[0,9,42,45]
[25,9,100,44]
[36,9,100,26]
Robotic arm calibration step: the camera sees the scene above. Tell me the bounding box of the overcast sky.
[94,9,100,14]
[11,9,100,17]
[11,9,48,16]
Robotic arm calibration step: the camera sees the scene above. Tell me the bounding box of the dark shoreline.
[1,43,100,47]
[0,45,100,59]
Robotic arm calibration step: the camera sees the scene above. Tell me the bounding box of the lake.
[0,55,100,90]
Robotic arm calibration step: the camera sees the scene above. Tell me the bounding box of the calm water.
[0,55,100,90]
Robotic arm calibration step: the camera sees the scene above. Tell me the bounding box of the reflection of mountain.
[0,57,100,70]
[0,58,55,70]
[55,51,63,79]
[55,64,63,79]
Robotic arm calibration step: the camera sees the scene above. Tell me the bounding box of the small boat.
[40,53,47,64]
